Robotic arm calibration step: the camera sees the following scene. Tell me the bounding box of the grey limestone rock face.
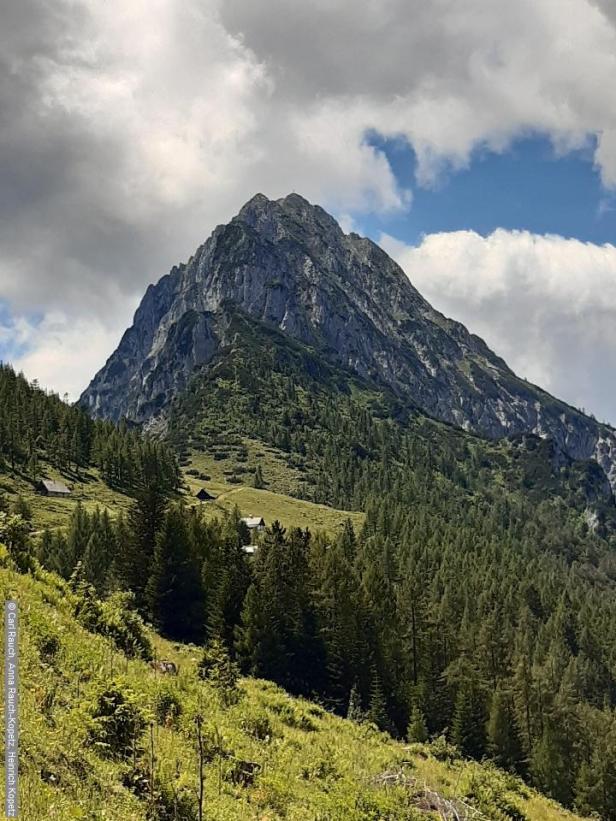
[80,192,616,491]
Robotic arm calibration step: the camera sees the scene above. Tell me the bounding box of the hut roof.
[39,479,71,495]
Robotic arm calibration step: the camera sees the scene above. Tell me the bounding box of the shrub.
[88,683,146,759]
[465,770,527,821]
[122,768,197,819]
[429,734,459,763]
[0,512,33,571]
[270,701,317,732]
[300,754,338,781]
[101,592,153,660]
[12,495,33,521]
[72,583,152,660]
[241,712,275,742]
[154,687,183,728]
[36,630,61,665]
[198,638,241,706]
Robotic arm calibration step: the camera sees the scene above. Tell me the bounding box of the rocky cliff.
[80,193,616,490]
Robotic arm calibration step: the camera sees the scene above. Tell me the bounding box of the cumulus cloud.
[3,0,616,398]
[0,310,136,400]
[380,230,616,425]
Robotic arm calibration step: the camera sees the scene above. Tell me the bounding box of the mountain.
[80,192,616,490]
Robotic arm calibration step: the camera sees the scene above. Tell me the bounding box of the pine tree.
[65,503,92,577]
[367,670,390,733]
[145,504,204,643]
[125,487,167,608]
[486,687,524,773]
[198,637,241,706]
[530,715,572,807]
[253,464,265,489]
[236,522,322,695]
[346,683,365,723]
[451,681,487,759]
[407,704,428,743]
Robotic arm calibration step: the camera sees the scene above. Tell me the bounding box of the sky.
[2,0,616,423]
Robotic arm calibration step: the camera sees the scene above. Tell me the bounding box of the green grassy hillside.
[0,464,133,530]
[0,557,586,821]
[182,447,365,536]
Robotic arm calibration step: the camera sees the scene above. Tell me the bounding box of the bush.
[73,583,152,660]
[154,687,183,728]
[429,735,459,763]
[101,592,153,660]
[0,512,33,571]
[270,701,317,732]
[198,638,241,706]
[36,630,61,665]
[241,712,275,742]
[88,683,146,759]
[12,495,33,521]
[465,770,528,821]
[122,768,197,820]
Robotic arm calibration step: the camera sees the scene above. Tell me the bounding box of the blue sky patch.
[359,133,616,246]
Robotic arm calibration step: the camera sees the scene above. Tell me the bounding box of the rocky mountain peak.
[232,192,348,256]
[80,193,616,492]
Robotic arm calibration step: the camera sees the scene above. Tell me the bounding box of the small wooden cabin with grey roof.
[38,479,71,497]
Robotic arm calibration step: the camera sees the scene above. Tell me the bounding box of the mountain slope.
[0,557,588,820]
[81,193,616,489]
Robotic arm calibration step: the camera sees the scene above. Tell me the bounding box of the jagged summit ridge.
[80,193,616,490]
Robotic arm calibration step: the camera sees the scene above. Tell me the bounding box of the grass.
[182,445,365,537]
[0,465,132,531]
[1,440,364,542]
[196,486,364,537]
[183,439,307,498]
[0,558,588,821]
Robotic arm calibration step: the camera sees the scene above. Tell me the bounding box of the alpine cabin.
[38,479,71,497]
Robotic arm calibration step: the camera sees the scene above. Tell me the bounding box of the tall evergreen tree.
[145,504,204,643]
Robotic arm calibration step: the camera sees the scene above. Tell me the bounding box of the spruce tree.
[145,504,204,643]
[347,683,364,723]
[451,681,487,759]
[407,704,428,743]
[367,670,390,733]
[486,687,524,773]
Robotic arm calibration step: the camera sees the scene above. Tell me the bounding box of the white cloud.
[380,229,616,424]
[1,310,137,401]
[3,0,616,397]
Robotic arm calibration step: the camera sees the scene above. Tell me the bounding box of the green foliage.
[101,591,153,660]
[0,510,33,570]
[240,711,274,742]
[407,705,428,743]
[253,463,265,489]
[154,686,183,728]
[0,560,586,820]
[88,683,147,759]
[35,629,61,665]
[269,700,318,732]
[198,637,241,706]
[0,363,180,495]
[146,504,204,643]
[72,578,152,660]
